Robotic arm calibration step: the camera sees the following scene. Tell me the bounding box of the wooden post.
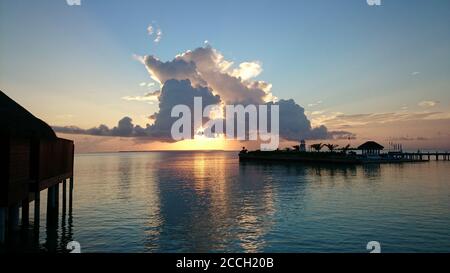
[62,180,67,216]
[47,186,55,210]
[0,208,6,244]
[69,177,74,210]
[70,177,74,192]
[34,191,40,229]
[8,204,20,231]
[47,185,59,228]
[22,198,30,227]
[55,183,60,211]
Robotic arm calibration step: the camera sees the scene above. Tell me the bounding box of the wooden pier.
[239,142,450,165]
[387,151,450,161]
[0,91,75,245]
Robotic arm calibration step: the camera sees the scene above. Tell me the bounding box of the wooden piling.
[69,177,74,209]
[55,183,59,212]
[0,208,6,244]
[70,177,74,192]
[46,185,59,228]
[62,179,67,216]
[47,186,56,210]
[8,204,20,231]
[34,191,40,229]
[21,198,30,227]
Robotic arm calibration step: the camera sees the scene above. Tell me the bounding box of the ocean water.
[9,151,450,253]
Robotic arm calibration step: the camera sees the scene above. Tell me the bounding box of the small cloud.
[311,111,325,115]
[146,23,163,43]
[154,28,162,43]
[308,100,323,107]
[122,90,160,103]
[418,100,439,108]
[386,136,429,141]
[139,82,156,88]
[411,71,420,76]
[147,25,154,35]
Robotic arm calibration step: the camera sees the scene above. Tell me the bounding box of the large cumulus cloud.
[143,46,271,105]
[54,45,354,142]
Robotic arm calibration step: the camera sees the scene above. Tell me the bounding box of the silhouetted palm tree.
[311,143,324,152]
[325,143,339,152]
[341,144,351,154]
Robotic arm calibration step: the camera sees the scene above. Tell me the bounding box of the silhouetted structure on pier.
[358,141,384,156]
[0,90,74,245]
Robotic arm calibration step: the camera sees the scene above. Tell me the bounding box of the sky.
[1,0,449,152]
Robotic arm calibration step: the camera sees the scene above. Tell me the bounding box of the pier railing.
[0,137,31,207]
[387,151,450,161]
[30,138,74,191]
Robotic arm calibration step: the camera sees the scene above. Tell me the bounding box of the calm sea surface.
[14,151,450,252]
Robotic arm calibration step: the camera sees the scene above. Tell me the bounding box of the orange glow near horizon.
[59,132,245,153]
[171,135,228,150]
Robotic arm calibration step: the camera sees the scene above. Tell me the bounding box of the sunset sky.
[1,0,449,152]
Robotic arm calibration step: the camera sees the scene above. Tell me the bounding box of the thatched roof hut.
[358,141,384,155]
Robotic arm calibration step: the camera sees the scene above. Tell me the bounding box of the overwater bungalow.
[0,90,74,244]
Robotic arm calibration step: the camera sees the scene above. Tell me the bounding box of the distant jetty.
[239,140,450,164]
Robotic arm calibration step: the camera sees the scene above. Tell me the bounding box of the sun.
[171,134,228,151]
